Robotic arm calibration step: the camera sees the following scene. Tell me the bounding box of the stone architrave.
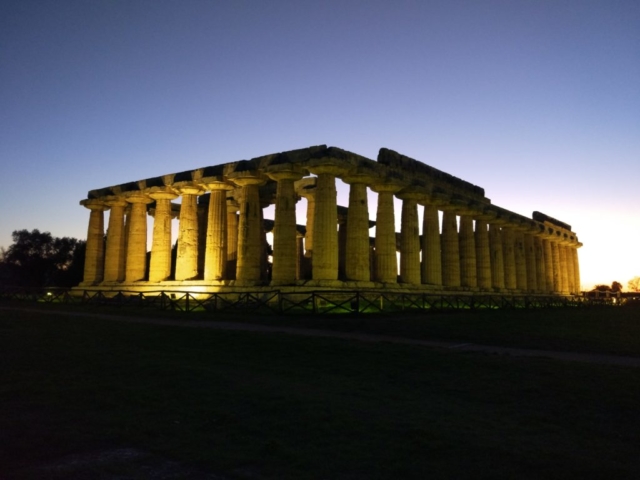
[475,219,491,290]
[502,226,517,290]
[148,187,178,282]
[124,192,152,282]
[514,230,527,291]
[202,181,234,281]
[103,196,128,282]
[422,204,443,286]
[371,183,401,283]
[174,184,204,281]
[267,167,303,285]
[228,172,267,283]
[307,161,349,281]
[397,189,422,285]
[489,223,505,290]
[343,174,376,282]
[80,199,108,285]
[459,215,477,288]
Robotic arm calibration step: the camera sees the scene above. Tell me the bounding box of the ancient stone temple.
[78,146,582,295]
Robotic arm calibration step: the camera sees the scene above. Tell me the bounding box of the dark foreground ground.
[1,304,640,479]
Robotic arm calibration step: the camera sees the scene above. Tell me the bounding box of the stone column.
[343,175,375,282]
[502,226,517,290]
[533,234,546,293]
[558,242,569,294]
[124,192,152,282]
[148,187,178,282]
[572,244,582,292]
[543,237,554,292]
[489,223,505,290]
[174,184,204,281]
[514,230,527,291]
[441,209,461,287]
[202,181,233,281]
[229,171,266,283]
[226,197,239,279]
[459,215,477,288]
[298,186,316,279]
[80,199,107,285]
[103,196,127,282]
[550,239,561,293]
[307,162,347,282]
[421,203,442,286]
[337,212,347,279]
[475,219,491,290]
[523,232,537,293]
[296,232,305,280]
[397,189,421,285]
[267,168,302,285]
[371,183,401,284]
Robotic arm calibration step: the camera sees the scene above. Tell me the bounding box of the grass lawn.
[2,306,640,479]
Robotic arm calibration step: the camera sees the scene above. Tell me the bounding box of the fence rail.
[1,286,635,315]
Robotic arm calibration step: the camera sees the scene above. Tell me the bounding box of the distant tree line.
[0,229,85,288]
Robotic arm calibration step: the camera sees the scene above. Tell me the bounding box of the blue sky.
[1,0,638,289]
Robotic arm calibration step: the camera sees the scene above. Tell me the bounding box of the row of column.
[81,167,581,293]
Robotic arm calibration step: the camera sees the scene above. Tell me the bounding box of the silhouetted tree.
[0,229,85,288]
[611,281,623,292]
[593,284,611,292]
[628,277,640,292]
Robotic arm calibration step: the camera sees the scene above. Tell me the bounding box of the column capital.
[201,174,235,191]
[417,190,450,207]
[148,186,179,201]
[396,186,424,201]
[370,181,403,194]
[265,163,304,182]
[103,195,128,208]
[174,181,205,196]
[80,199,108,210]
[124,191,153,204]
[306,158,352,177]
[228,170,267,187]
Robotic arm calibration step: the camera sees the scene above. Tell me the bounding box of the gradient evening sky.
[1,0,638,290]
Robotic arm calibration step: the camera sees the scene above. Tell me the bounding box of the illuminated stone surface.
[76,145,582,296]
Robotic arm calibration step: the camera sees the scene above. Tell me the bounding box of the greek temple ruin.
[78,146,582,295]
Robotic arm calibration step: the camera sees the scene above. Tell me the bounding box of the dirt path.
[4,305,640,368]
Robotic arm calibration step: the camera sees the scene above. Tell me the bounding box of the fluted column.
[307,163,347,282]
[543,238,554,292]
[343,175,375,282]
[371,184,400,283]
[298,188,316,279]
[296,232,305,280]
[226,198,239,279]
[202,182,233,281]
[148,187,178,282]
[398,190,421,285]
[551,240,561,293]
[267,168,302,285]
[124,192,152,282]
[421,204,442,286]
[489,223,505,290]
[523,233,537,293]
[502,226,517,290]
[459,215,477,288]
[80,199,107,285]
[533,235,546,293]
[558,242,569,294]
[514,230,527,291]
[228,172,267,283]
[572,244,581,292]
[103,196,127,282]
[441,210,461,287]
[475,219,491,290]
[175,184,204,281]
